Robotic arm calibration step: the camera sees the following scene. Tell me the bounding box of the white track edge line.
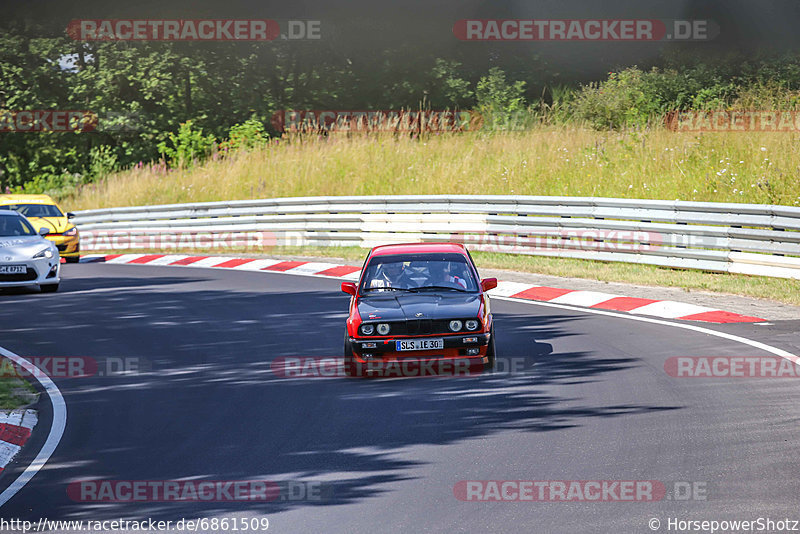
[0,346,67,509]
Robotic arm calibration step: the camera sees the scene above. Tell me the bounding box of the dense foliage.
[2,19,800,196]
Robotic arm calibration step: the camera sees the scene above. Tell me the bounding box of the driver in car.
[0,218,24,236]
[369,261,409,289]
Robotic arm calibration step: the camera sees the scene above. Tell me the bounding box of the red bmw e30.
[341,242,497,377]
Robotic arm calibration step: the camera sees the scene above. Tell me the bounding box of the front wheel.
[65,256,80,264]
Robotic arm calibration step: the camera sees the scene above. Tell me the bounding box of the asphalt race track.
[1,263,799,533]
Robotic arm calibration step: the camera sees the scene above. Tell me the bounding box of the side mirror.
[38,227,50,236]
[481,278,497,292]
[341,282,357,296]
[67,212,75,220]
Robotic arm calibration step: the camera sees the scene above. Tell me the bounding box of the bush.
[571,68,665,129]
[88,144,119,179]
[429,59,473,108]
[11,171,85,197]
[475,68,528,130]
[157,121,216,168]
[530,85,579,124]
[219,119,269,154]
[732,81,800,110]
[569,67,747,129]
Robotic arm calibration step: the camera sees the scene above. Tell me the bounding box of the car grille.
[394,320,458,335]
[0,268,37,282]
[56,244,67,251]
[361,318,478,336]
[406,319,432,335]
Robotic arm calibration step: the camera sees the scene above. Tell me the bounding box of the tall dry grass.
[63,127,800,210]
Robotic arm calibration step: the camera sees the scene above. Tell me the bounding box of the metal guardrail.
[73,196,800,279]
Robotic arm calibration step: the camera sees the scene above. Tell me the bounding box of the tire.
[65,256,80,264]
[344,332,358,377]
[483,325,496,372]
[40,283,59,293]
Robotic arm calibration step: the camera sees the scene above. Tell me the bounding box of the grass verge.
[88,246,800,305]
[0,361,38,410]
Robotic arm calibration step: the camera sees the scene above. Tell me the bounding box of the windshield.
[360,253,478,293]
[0,203,64,218]
[0,215,36,237]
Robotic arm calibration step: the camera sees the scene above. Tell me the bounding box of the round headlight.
[360,324,375,336]
[448,320,463,332]
[465,320,479,331]
[377,323,390,335]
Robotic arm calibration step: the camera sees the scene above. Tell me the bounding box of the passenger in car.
[429,262,468,289]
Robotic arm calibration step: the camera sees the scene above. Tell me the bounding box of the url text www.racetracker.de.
[0,517,271,533]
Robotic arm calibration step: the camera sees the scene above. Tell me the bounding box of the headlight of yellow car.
[64,227,78,237]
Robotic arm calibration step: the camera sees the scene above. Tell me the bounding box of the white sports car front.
[0,211,61,292]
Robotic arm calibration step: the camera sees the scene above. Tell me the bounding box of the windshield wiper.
[414,285,469,292]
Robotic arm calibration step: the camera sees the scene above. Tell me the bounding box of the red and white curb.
[81,254,767,324]
[0,345,66,510]
[0,410,37,474]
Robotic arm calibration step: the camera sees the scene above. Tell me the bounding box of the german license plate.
[0,265,25,274]
[396,338,444,351]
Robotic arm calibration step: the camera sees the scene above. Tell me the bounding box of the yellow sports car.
[0,195,80,263]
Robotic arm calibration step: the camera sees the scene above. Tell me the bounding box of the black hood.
[357,292,481,322]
